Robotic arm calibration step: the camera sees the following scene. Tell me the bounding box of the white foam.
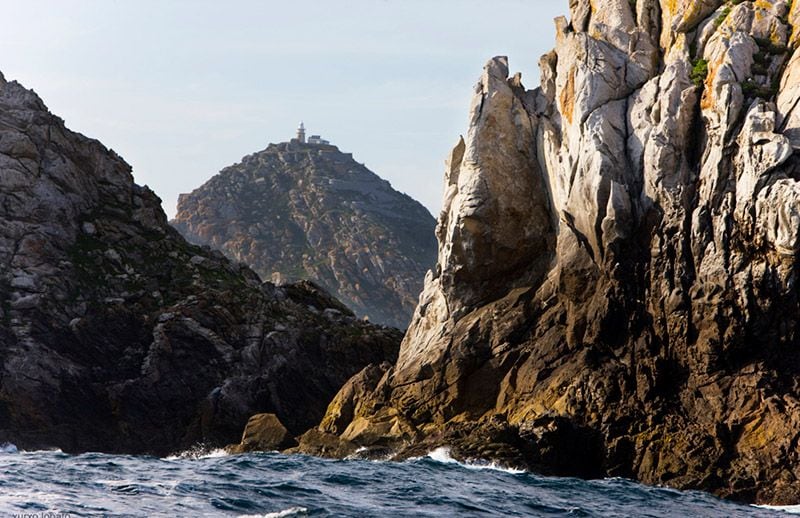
[95,478,140,487]
[344,447,393,462]
[755,504,800,514]
[0,442,18,453]
[20,447,63,454]
[425,446,526,474]
[240,507,309,518]
[165,447,229,460]
[427,446,459,464]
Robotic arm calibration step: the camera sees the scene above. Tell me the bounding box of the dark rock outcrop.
[171,141,437,329]
[0,73,401,456]
[297,0,800,505]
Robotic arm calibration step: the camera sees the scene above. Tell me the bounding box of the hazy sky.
[0,0,567,218]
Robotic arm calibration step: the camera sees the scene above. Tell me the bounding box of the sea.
[0,443,797,517]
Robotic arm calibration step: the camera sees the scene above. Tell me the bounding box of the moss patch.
[690,58,709,87]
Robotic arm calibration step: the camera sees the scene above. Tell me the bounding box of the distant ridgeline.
[171,124,437,329]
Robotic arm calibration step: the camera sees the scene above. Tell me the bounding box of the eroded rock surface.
[0,74,401,455]
[300,0,800,504]
[171,141,437,329]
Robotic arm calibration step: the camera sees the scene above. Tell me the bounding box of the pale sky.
[0,0,567,218]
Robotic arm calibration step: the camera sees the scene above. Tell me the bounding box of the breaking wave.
[0,448,791,516]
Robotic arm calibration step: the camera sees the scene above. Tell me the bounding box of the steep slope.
[0,72,401,455]
[299,0,800,504]
[171,141,437,329]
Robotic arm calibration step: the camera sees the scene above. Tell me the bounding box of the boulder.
[227,413,295,453]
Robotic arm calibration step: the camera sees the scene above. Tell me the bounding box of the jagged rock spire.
[302,0,800,505]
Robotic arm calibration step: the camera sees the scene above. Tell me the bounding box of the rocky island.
[289,0,800,505]
[0,72,401,455]
[171,127,437,329]
[4,0,800,508]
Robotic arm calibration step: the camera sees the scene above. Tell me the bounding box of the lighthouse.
[296,122,306,143]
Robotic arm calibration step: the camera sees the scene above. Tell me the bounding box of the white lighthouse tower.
[296,122,306,143]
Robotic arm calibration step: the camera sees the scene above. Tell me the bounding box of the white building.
[293,122,330,145]
[307,134,330,145]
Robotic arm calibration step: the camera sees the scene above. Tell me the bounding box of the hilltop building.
[308,134,330,145]
[293,122,330,145]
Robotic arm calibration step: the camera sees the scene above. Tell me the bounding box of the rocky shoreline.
[4,0,800,507]
[0,71,401,455]
[258,0,800,505]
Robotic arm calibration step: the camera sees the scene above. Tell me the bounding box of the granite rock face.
[301,0,800,504]
[0,74,401,455]
[171,142,437,329]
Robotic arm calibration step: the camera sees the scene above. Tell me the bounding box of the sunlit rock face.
[303,0,800,504]
[172,141,437,330]
[0,74,401,456]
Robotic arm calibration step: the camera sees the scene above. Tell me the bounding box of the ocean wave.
[0,448,780,517]
[0,443,64,455]
[0,489,66,508]
[423,446,526,474]
[94,477,181,497]
[756,504,800,514]
[0,442,18,453]
[344,446,392,462]
[165,445,229,460]
[21,448,64,455]
[240,507,309,518]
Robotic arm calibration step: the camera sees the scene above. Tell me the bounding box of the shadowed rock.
[0,75,401,456]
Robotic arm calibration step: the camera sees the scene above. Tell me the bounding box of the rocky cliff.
[0,72,401,455]
[298,0,800,504]
[171,142,437,329]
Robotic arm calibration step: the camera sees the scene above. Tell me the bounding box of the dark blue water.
[0,445,795,517]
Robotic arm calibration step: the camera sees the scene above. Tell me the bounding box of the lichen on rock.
[298,0,800,505]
